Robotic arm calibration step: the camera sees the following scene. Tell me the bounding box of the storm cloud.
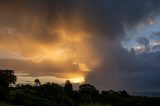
[0,0,160,91]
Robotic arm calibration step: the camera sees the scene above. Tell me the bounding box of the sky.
[1,0,160,92]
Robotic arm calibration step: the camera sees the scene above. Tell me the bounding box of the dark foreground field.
[0,103,111,106]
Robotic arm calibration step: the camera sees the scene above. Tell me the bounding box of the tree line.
[0,69,160,106]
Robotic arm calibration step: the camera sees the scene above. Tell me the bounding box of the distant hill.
[130,92,160,97]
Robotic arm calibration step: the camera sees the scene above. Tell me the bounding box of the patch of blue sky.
[122,16,160,50]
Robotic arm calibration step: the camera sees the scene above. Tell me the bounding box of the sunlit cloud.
[0,19,99,83]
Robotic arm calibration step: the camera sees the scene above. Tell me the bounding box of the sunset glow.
[69,77,85,83]
[1,0,160,92]
[0,26,99,83]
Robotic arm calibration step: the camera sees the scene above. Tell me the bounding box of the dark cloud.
[136,37,150,51]
[151,31,160,40]
[80,0,160,39]
[1,0,160,40]
[136,37,150,46]
[82,0,160,91]
[86,39,160,91]
[152,44,160,51]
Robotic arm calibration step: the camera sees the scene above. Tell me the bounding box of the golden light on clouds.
[0,2,100,84]
[69,77,85,83]
[79,63,90,72]
[65,73,85,83]
[0,25,99,84]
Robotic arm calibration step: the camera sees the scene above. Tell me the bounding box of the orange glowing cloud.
[0,25,99,83]
[0,1,101,84]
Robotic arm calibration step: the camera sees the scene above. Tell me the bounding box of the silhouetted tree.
[40,82,65,105]
[78,84,99,104]
[64,80,73,98]
[100,90,120,104]
[34,79,41,86]
[119,90,129,97]
[0,70,16,101]
[0,69,16,88]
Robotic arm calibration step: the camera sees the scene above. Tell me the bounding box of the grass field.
[0,102,14,106]
[0,102,111,106]
[80,104,111,106]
